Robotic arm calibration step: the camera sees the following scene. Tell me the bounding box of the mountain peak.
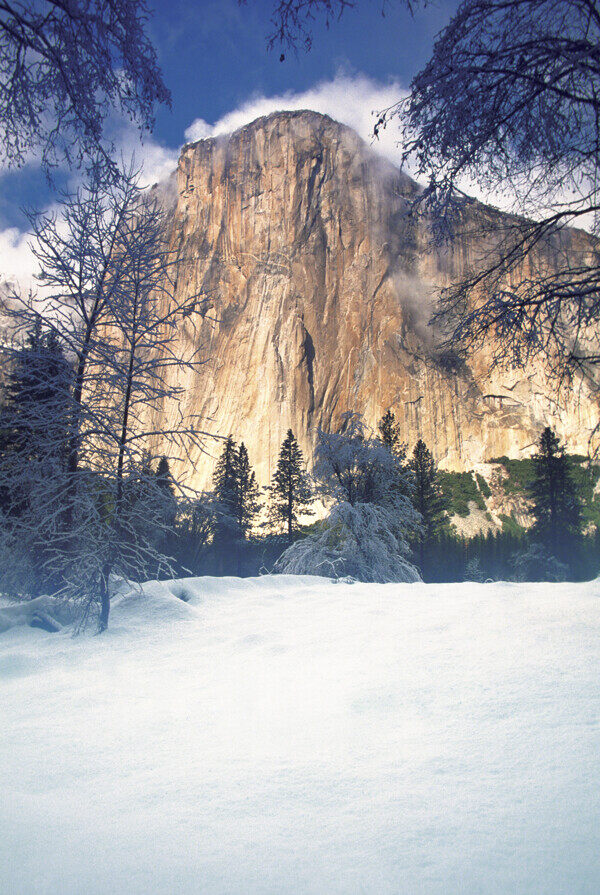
[166,104,597,491]
[180,108,397,182]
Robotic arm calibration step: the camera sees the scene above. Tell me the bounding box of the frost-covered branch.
[275,413,422,582]
[0,166,212,631]
[0,0,170,176]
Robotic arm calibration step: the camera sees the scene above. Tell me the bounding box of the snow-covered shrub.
[512,543,568,582]
[314,412,415,509]
[274,502,420,583]
[464,557,485,582]
[274,413,422,583]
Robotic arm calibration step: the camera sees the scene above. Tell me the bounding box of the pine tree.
[377,409,407,463]
[212,439,261,541]
[268,429,314,543]
[212,436,239,540]
[155,457,174,496]
[529,427,582,562]
[409,438,447,574]
[234,443,262,538]
[377,409,412,506]
[154,457,177,530]
[0,324,71,517]
[0,324,71,458]
[0,324,72,594]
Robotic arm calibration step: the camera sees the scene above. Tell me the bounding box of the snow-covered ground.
[1,575,599,894]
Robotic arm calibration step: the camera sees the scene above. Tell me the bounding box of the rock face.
[154,110,598,488]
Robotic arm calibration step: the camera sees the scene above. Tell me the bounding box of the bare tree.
[256,0,423,53]
[253,0,358,53]
[394,0,600,386]
[85,190,210,629]
[0,0,170,175]
[262,0,600,388]
[0,168,211,631]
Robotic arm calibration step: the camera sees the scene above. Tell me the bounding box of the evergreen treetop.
[529,426,582,559]
[155,457,175,496]
[235,442,262,536]
[212,438,261,540]
[212,436,240,538]
[268,429,313,541]
[154,456,177,527]
[0,323,72,461]
[408,438,448,572]
[377,409,407,463]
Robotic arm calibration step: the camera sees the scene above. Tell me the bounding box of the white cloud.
[183,118,213,142]
[0,227,37,291]
[114,126,180,188]
[0,126,180,292]
[180,74,600,231]
[6,70,590,291]
[184,72,408,166]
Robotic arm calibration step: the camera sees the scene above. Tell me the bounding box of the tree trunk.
[98,563,112,632]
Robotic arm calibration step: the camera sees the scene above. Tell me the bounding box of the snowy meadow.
[1,575,599,894]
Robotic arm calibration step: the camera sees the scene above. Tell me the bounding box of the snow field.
[1,575,599,894]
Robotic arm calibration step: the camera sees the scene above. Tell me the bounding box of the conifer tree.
[377,409,412,506]
[0,323,72,593]
[0,323,71,518]
[155,457,174,496]
[268,429,313,543]
[155,457,177,529]
[212,436,239,540]
[212,439,261,541]
[529,427,582,561]
[377,409,407,463]
[409,438,447,573]
[0,323,71,460]
[234,443,262,538]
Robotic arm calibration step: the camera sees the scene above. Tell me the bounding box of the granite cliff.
[151,110,598,488]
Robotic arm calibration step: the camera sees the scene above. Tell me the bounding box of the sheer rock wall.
[152,111,598,487]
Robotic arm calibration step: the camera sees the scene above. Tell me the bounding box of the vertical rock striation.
[153,110,598,488]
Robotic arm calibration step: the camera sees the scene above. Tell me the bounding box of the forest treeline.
[2,321,596,600]
[190,411,599,584]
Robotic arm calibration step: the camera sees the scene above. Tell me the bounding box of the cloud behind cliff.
[184,72,407,166]
[0,123,180,289]
[3,70,589,288]
[0,73,408,287]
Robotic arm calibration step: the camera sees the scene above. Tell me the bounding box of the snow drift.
[1,574,599,894]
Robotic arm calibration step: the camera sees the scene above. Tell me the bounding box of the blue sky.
[0,0,458,283]
[147,0,458,148]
